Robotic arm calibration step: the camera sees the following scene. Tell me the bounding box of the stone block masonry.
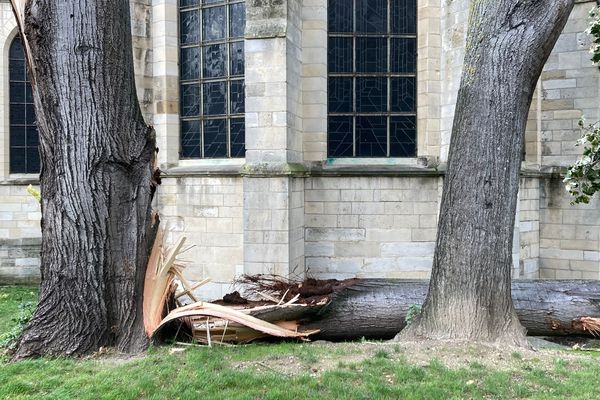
[304,176,442,280]
[0,183,41,284]
[155,176,244,300]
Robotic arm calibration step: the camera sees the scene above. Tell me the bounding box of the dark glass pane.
[10,126,25,147]
[180,47,200,80]
[390,116,416,157]
[180,10,200,45]
[203,6,226,41]
[328,77,353,113]
[180,84,200,117]
[356,37,387,73]
[203,82,226,115]
[180,0,198,7]
[10,82,25,103]
[203,119,227,158]
[328,0,353,33]
[230,3,245,38]
[25,104,35,125]
[9,38,24,60]
[26,126,38,147]
[202,0,220,4]
[392,0,417,34]
[391,38,416,73]
[230,80,245,114]
[391,77,415,112]
[328,37,353,73]
[328,116,353,157]
[10,147,26,174]
[203,44,226,78]
[356,0,387,33]
[26,147,40,173]
[9,59,26,82]
[10,104,26,125]
[356,77,387,112]
[181,120,201,158]
[356,116,387,157]
[25,84,33,103]
[230,118,245,157]
[230,42,244,75]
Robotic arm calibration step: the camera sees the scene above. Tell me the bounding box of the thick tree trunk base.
[300,280,600,342]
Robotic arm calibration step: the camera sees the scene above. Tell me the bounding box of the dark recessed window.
[179,0,245,159]
[327,0,417,158]
[9,36,39,173]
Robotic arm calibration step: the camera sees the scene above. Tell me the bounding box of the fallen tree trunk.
[300,280,600,340]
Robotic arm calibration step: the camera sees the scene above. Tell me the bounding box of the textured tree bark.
[301,280,600,341]
[11,0,159,358]
[399,0,575,346]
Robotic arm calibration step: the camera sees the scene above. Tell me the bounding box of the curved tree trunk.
[11,0,159,358]
[399,0,575,346]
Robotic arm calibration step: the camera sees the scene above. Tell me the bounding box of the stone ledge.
[0,175,39,185]
[0,238,42,246]
[159,161,570,179]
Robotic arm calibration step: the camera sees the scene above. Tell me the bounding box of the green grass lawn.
[1,286,600,400]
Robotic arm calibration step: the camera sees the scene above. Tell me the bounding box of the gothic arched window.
[9,35,39,173]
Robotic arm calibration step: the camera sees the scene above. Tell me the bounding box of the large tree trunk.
[400,0,575,346]
[301,280,600,341]
[11,0,158,359]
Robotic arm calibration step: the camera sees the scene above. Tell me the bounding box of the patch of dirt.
[233,340,600,377]
[84,348,145,366]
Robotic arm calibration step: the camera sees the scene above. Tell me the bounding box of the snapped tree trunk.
[400,0,575,345]
[11,0,159,358]
[299,280,600,340]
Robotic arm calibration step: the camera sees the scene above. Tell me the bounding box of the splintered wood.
[576,317,600,337]
[144,240,323,345]
[143,228,199,336]
[155,299,322,345]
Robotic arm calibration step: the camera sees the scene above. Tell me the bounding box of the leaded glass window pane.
[203,119,227,157]
[180,47,200,80]
[356,38,387,73]
[391,38,416,73]
[391,77,416,112]
[356,116,388,157]
[356,0,387,33]
[203,81,226,115]
[203,44,226,78]
[356,78,387,113]
[328,77,353,113]
[327,0,417,157]
[392,0,417,34]
[179,0,245,158]
[9,36,39,174]
[328,37,353,73]
[203,6,226,42]
[390,116,416,157]
[328,0,353,33]
[328,117,353,157]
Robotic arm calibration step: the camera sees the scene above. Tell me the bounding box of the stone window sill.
[314,157,443,177]
[164,159,245,177]
[0,174,40,185]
